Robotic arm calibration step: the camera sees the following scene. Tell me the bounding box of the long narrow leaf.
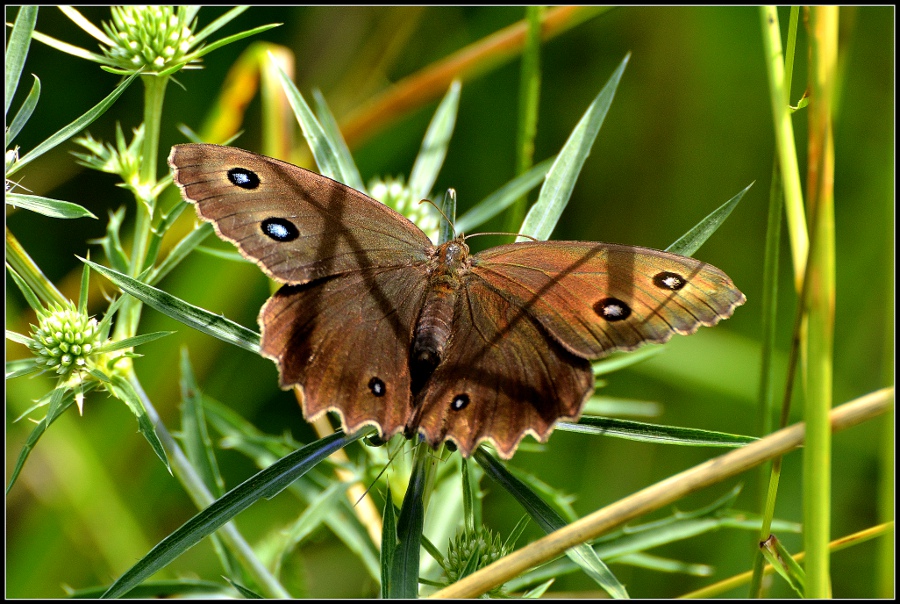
[5,6,38,115]
[97,331,174,354]
[107,375,170,472]
[7,74,40,145]
[475,449,629,598]
[81,258,261,353]
[312,89,366,192]
[409,80,461,201]
[455,156,554,233]
[557,416,757,447]
[100,431,361,599]
[6,193,97,219]
[9,72,138,176]
[666,183,752,257]
[389,447,429,598]
[6,385,80,494]
[520,54,629,240]
[272,59,345,182]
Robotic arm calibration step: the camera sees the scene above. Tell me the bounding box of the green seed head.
[443,526,511,594]
[369,176,440,241]
[101,6,197,73]
[29,303,102,376]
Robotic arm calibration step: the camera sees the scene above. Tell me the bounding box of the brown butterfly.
[169,144,745,459]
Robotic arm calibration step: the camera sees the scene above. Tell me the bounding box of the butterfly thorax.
[410,239,471,394]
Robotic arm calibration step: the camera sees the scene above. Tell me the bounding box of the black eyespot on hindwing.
[368,377,386,397]
[451,393,470,411]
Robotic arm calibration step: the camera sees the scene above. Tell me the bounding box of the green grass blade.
[475,449,629,598]
[5,6,37,115]
[81,258,261,353]
[519,54,629,240]
[272,60,345,182]
[665,183,752,257]
[6,384,77,494]
[9,72,138,176]
[100,431,360,599]
[557,416,757,447]
[96,331,174,354]
[389,447,430,598]
[7,74,40,146]
[312,89,365,192]
[381,485,398,599]
[6,193,97,220]
[409,80,461,202]
[455,156,554,233]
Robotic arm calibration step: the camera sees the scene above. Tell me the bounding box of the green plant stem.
[127,374,290,598]
[5,226,67,306]
[115,74,169,341]
[802,6,838,597]
[505,5,543,235]
[759,6,808,289]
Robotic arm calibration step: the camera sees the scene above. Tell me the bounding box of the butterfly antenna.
[463,231,539,242]
[418,190,458,237]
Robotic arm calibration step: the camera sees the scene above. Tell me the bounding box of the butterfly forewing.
[470,242,746,359]
[169,144,434,285]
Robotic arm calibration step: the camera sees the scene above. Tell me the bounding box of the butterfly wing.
[261,265,430,439]
[168,144,434,284]
[469,241,746,359]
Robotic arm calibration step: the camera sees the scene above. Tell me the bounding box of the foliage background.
[5,6,893,598]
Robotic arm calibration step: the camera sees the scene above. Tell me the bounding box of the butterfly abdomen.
[410,240,471,393]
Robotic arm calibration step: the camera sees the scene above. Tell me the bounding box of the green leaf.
[148,222,214,285]
[5,6,37,116]
[409,80,461,202]
[312,89,365,192]
[272,59,347,183]
[389,447,430,598]
[8,72,138,176]
[178,349,226,497]
[29,28,107,63]
[7,384,83,494]
[92,207,130,274]
[381,485,398,599]
[665,183,752,257]
[5,330,33,347]
[475,448,629,599]
[190,6,248,44]
[97,331,175,354]
[100,431,362,599]
[107,375,170,473]
[6,358,41,380]
[520,54,629,240]
[454,156,555,233]
[7,74,40,146]
[5,263,44,314]
[557,416,757,447]
[186,23,282,65]
[5,192,97,219]
[81,258,261,353]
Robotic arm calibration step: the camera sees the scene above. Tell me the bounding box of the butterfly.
[169,144,745,458]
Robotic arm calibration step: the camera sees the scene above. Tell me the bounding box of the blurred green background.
[6,6,893,598]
